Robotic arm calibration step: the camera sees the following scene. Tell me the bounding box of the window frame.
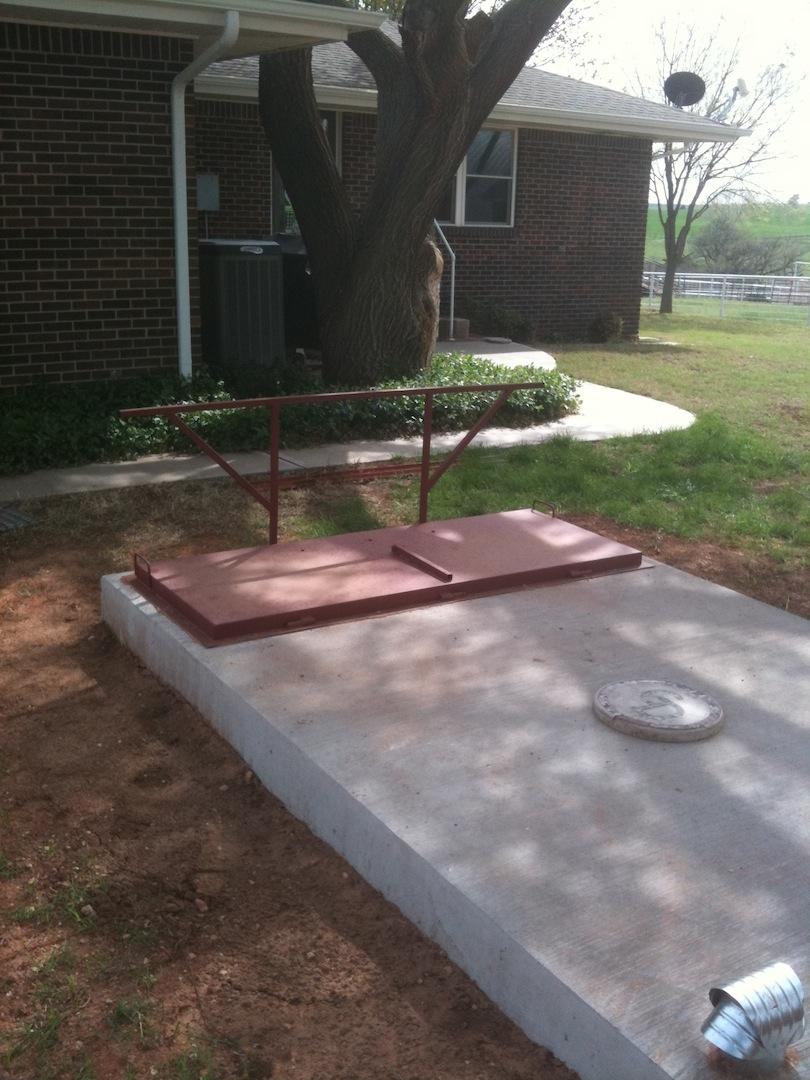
[438,125,519,229]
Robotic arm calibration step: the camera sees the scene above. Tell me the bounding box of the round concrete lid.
[594,680,724,742]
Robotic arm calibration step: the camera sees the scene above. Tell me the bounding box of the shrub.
[0,355,579,476]
[587,311,625,343]
[458,298,535,343]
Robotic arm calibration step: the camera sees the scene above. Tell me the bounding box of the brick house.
[0,0,384,389]
[1,7,741,389]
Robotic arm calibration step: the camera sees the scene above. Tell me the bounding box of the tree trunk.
[659,260,677,314]
[257,1,571,383]
[319,235,444,384]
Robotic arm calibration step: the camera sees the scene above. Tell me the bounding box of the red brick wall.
[331,114,651,340]
[195,98,273,239]
[446,128,651,340]
[0,22,195,388]
[340,112,376,210]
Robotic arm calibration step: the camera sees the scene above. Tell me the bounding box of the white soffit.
[0,0,385,56]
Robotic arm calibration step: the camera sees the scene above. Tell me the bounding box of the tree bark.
[659,209,684,315]
[659,260,677,314]
[321,236,444,383]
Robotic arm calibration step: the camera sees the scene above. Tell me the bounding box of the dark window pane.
[435,181,456,224]
[466,130,513,177]
[464,177,512,224]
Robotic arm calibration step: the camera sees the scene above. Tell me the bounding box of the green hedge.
[0,354,579,476]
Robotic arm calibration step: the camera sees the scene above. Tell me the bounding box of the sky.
[541,0,810,202]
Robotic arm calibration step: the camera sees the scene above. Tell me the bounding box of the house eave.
[194,74,748,142]
[488,101,748,143]
[0,0,385,55]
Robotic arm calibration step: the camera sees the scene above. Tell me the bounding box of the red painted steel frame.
[120,382,548,543]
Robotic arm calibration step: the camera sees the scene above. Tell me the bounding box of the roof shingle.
[204,21,743,142]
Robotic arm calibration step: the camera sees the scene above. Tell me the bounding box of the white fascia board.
[0,0,384,44]
[195,74,260,97]
[194,73,747,143]
[194,74,380,112]
[486,101,748,142]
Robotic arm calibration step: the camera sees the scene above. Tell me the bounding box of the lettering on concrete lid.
[593,679,724,742]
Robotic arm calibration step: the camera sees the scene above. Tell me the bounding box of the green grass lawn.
[421,309,809,568]
[554,309,810,453]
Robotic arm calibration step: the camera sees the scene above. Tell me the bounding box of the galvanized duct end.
[701,962,805,1066]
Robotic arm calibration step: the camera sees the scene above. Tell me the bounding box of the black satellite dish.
[664,71,706,108]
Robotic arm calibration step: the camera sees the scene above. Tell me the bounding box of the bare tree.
[259,0,571,384]
[642,23,792,313]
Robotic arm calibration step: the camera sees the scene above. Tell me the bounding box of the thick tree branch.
[346,27,406,92]
[399,0,473,109]
[467,0,570,133]
[258,50,354,280]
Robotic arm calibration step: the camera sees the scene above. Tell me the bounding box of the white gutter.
[171,10,240,379]
[0,0,384,40]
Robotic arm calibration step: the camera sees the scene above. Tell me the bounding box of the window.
[437,128,516,227]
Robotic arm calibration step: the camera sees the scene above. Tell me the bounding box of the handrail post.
[434,220,456,341]
[419,392,434,523]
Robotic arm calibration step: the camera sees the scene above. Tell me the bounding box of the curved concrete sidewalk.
[0,381,694,503]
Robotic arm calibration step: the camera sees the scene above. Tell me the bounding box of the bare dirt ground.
[0,484,578,1080]
[567,513,809,621]
[1,480,805,1079]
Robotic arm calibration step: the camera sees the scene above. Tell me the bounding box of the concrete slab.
[102,563,810,1080]
[435,338,557,371]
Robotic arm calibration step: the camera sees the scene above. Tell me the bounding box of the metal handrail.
[433,220,456,341]
[121,381,548,543]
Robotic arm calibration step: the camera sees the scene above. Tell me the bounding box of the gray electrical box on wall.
[199,240,285,369]
[196,174,220,212]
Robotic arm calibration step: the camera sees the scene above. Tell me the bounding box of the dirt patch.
[0,511,576,1078]
[565,513,808,620]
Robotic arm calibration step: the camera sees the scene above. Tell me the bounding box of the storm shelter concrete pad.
[102,565,810,1080]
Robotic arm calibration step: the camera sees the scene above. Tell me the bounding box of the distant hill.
[645,202,810,268]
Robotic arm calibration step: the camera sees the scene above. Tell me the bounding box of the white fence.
[643,271,810,322]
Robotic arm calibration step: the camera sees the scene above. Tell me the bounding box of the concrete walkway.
[0,344,694,502]
[435,337,557,370]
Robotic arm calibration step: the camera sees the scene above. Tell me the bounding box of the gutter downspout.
[171,11,240,379]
